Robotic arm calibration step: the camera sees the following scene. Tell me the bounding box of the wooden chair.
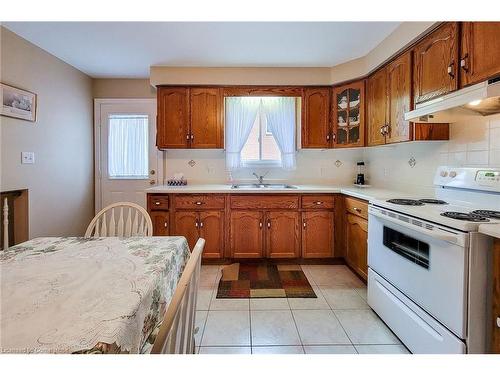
[151,238,205,354]
[84,202,153,238]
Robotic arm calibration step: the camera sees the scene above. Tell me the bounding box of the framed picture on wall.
[1,83,37,122]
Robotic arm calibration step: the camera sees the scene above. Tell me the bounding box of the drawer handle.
[195,201,204,205]
[314,201,323,205]
[353,207,362,213]
[154,201,161,205]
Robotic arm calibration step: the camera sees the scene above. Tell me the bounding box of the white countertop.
[478,224,500,239]
[146,184,407,202]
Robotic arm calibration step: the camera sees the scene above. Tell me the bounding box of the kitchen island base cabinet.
[230,211,264,258]
[266,211,300,258]
[301,211,334,258]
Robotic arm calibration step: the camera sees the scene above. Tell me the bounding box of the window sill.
[241,160,283,168]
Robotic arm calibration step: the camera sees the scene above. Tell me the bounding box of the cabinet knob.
[267,220,271,229]
[314,201,323,205]
[259,221,263,229]
[195,220,199,228]
[497,316,500,328]
[326,134,330,141]
[164,222,168,228]
[154,201,161,205]
[303,220,306,229]
[447,62,455,78]
[353,207,362,213]
[460,55,469,71]
[199,221,204,228]
[191,134,194,140]
[380,126,385,135]
[186,134,190,140]
[195,201,203,205]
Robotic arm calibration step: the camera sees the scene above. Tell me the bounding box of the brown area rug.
[216,263,316,298]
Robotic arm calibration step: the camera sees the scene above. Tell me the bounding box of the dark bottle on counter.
[356,161,365,185]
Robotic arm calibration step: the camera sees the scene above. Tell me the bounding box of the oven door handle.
[369,209,460,245]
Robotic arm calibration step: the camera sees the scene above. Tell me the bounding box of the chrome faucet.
[252,172,268,184]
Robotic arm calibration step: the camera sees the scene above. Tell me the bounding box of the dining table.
[0,236,190,354]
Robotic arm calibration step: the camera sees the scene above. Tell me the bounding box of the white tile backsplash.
[161,113,500,192]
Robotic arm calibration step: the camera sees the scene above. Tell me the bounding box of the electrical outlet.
[21,152,35,164]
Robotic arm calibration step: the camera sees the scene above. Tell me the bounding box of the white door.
[95,99,161,211]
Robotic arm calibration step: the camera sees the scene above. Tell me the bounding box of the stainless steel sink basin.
[231,183,297,189]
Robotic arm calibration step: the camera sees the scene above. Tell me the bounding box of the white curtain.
[225,97,261,170]
[108,115,148,178]
[261,97,297,170]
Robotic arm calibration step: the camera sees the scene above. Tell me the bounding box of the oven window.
[383,226,430,269]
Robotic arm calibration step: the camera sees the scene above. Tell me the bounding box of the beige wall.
[1,27,94,238]
[150,22,436,86]
[93,78,156,98]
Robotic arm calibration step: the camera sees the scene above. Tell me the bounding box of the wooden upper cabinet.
[387,51,413,144]
[460,22,500,87]
[199,211,224,259]
[332,80,365,148]
[302,87,331,148]
[367,67,388,146]
[190,88,223,148]
[265,211,300,258]
[413,22,459,104]
[302,211,334,258]
[157,87,189,148]
[230,211,264,258]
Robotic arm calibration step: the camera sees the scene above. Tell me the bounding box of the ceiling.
[3,22,401,78]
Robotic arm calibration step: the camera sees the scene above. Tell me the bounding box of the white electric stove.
[367,166,500,354]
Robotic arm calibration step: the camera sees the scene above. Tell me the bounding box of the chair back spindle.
[85,202,153,238]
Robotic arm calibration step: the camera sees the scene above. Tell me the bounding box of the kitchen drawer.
[345,196,368,219]
[148,195,169,210]
[230,195,299,210]
[302,195,335,209]
[174,194,225,209]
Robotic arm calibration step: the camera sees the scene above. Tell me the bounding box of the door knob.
[150,180,156,185]
[150,170,156,175]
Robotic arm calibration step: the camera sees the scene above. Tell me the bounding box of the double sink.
[230,183,297,190]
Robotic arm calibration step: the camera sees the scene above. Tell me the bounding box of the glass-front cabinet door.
[332,80,365,148]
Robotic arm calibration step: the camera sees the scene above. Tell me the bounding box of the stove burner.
[441,212,490,222]
[471,210,500,219]
[418,199,448,204]
[387,199,424,206]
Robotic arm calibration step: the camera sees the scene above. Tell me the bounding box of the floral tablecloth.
[0,236,190,354]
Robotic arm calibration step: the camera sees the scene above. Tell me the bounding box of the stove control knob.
[449,171,457,178]
[440,171,448,177]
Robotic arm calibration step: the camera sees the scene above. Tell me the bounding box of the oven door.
[368,205,468,338]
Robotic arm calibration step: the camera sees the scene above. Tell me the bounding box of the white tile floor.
[195,264,409,354]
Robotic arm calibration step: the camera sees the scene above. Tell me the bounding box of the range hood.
[405,78,500,123]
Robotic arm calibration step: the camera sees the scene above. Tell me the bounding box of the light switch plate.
[21,151,35,164]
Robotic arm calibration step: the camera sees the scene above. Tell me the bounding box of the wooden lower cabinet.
[199,211,224,259]
[492,238,500,353]
[150,211,170,236]
[302,211,334,258]
[345,213,368,280]
[173,210,224,259]
[266,211,300,258]
[230,211,264,258]
[173,211,199,251]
